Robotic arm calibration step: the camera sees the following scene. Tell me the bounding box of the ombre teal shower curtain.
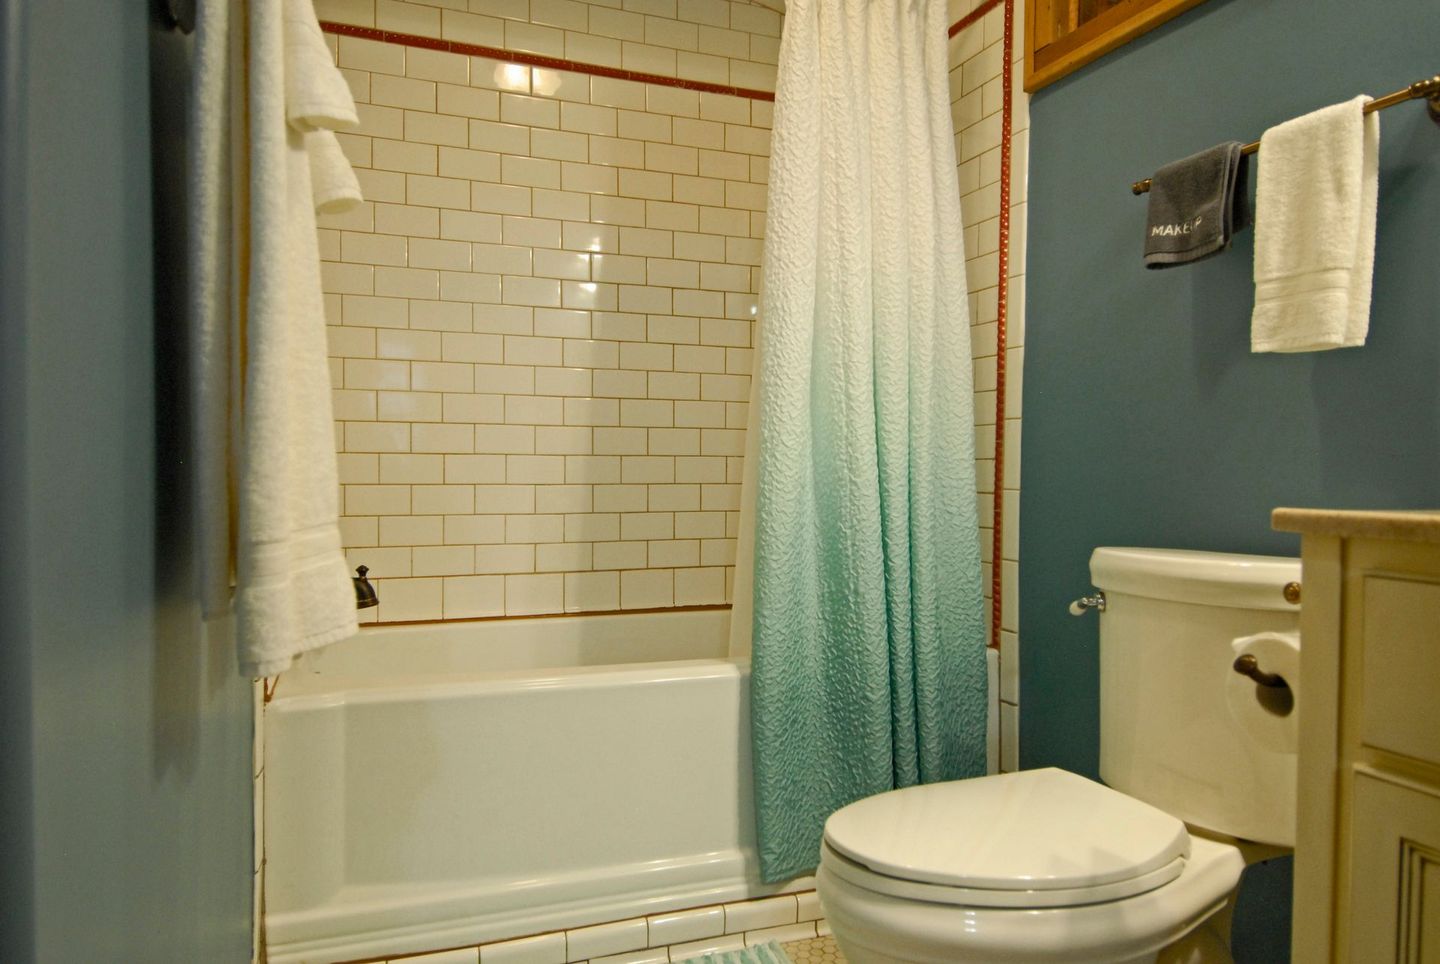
[736,0,988,883]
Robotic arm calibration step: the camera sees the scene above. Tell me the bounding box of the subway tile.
[414,422,475,452]
[337,35,403,74]
[593,540,646,570]
[534,365,593,396]
[376,0,440,36]
[564,916,650,956]
[346,484,411,516]
[474,544,536,574]
[647,316,698,345]
[565,397,619,426]
[564,570,619,612]
[414,545,476,576]
[414,485,475,515]
[444,575,505,618]
[507,454,566,484]
[439,145,501,181]
[648,371,699,399]
[531,128,590,162]
[561,161,619,195]
[724,895,796,934]
[443,9,505,46]
[590,195,647,226]
[446,454,507,484]
[536,541,592,572]
[346,545,412,578]
[445,514,506,544]
[564,455,621,484]
[504,573,565,616]
[534,485,591,514]
[377,577,444,621]
[647,905,724,947]
[503,154,563,189]
[586,950,667,964]
[621,41,676,77]
[529,185,590,221]
[621,568,672,609]
[408,173,472,208]
[745,922,816,946]
[535,426,591,454]
[674,510,724,538]
[437,83,499,120]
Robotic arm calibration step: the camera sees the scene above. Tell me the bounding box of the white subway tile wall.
[314,0,783,92]
[319,0,1026,655]
[321,2,776,622]
[946,0,1027,770]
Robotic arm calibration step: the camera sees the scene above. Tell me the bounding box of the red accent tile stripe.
[989,0,1014,651]
[948,0,1003,38]
[320,21,777,101]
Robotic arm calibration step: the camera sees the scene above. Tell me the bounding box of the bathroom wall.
[1021,0,1440,957]
[946,0,1028,771]
[317,0,779,622]
[0,4,254,960]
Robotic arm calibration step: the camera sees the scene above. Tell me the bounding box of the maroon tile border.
[948,0,1002,38]
[989,0,1014,652]
[320,20,777,101]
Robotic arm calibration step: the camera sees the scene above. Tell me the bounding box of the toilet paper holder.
[1232,653,1288,689]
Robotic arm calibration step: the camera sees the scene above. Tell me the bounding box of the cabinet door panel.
[1362,576,1440,765]
[1349,770,1440,962]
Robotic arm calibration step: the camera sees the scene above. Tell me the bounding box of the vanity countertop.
[1273,507,1440,543]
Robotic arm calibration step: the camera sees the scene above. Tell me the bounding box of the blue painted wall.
[0,4,254,960]
[1021,0,1440,957]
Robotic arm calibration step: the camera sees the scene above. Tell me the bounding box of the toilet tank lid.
[1090,547,1301,611]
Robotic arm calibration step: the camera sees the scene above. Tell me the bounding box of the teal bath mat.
[672,941,792,964]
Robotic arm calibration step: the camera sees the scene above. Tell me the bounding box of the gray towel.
[1144,141,1249,269]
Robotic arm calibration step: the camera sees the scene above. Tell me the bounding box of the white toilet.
[816,547,1301,963]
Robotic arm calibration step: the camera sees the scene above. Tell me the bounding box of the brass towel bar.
[1131,74,1440,195]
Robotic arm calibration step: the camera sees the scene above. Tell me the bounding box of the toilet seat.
[821,768,1190,909]
[821,842,1187,909]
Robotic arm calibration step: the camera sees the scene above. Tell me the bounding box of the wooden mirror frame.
[1024,0,1212,92]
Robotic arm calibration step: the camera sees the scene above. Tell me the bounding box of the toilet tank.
[1091,547,1300,847]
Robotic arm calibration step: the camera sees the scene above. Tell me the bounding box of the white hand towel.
[235,0,360,676]
[1251,95,1379,353]
[307,129,363,214]
[283,0,358,131]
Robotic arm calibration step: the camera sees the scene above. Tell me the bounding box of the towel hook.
[162,0,196,33]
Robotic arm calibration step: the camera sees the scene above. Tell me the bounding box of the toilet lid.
[822,768,1190,893]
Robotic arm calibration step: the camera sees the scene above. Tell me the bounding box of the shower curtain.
[737,0,988,883]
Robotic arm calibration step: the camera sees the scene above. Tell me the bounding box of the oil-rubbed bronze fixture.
[1232,653,1287,689]
[1132,73,1440,194]
[353,565,379,610]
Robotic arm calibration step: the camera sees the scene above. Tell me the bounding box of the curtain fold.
[739,0,988,883]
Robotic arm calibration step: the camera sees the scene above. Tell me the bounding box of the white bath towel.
[231,0,361,676]
[1251,95,1379,353]
[190,0,238,619]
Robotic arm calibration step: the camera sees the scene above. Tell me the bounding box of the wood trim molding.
[1024,0,1211,92]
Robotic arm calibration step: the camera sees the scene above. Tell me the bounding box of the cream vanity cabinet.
[1274,509,1440,962]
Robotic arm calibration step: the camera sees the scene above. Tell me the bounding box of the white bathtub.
[263,609,811,964]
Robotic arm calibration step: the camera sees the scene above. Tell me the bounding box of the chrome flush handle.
[1068,592,1106,616]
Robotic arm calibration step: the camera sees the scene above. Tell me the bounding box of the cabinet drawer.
[1363,576,1440,765]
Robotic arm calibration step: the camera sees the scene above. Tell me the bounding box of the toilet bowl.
[816,548,1302,963]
